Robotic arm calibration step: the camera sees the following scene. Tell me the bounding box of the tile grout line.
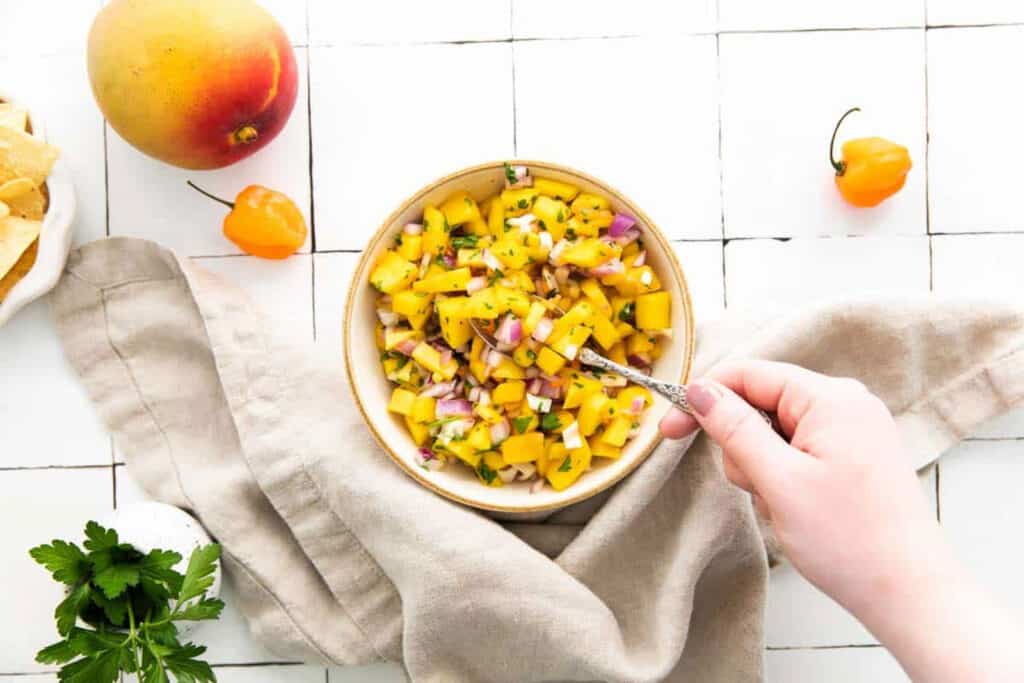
[714,30,728,310]
[766,643,882,651]
[924,20,942,525]
[509,0,519,157]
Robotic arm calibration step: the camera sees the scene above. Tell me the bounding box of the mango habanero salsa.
[370,164,671,492]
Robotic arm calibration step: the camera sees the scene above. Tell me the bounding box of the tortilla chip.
[0,177,34,201]
[0,105,29,133]
[0,126,59,187]
[4,185,46,220]
[0,215,42,280]
[0,238,38,302]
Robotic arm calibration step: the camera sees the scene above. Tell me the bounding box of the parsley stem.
[126,602,143,674]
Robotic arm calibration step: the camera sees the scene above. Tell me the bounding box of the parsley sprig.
[30,521,224,683]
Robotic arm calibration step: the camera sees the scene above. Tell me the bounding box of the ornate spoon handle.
[578,348,694,414]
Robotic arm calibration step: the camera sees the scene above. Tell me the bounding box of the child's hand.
[660,361,1024,682]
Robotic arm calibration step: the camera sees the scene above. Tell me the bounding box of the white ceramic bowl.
[0,96,76,328]
[344,161,695,513]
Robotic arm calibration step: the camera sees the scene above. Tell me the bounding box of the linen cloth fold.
[51,237,1024,683]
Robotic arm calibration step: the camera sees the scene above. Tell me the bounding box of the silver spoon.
[578,348,694,415]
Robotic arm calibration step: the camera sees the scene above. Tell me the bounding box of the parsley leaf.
[93,563,141,600]
[451,235,479,249]
[540,413,562,431]
[477,461,498,484]
[177,544,221,606]
[29,540,88,585]
[517,198,529,209]
[174,598,226,622]
[618,302,635,322]
[558,456,573,472]
[504,162,517,184]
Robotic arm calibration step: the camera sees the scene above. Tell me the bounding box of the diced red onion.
[524,366,540,379]
[542,267,559,292]
[507,213,536,233]
[539,231,553,250]
[589,258,625,278]
[497,467,516,484]
[468,386,481,402]
[442,250,456,268]
[562,421,583,450]
[526,393,552,413]
[632,250,647,267]
[531,317,554,342]
[478,389,492,407]
[436,398,473,417]
[420,381,455,398]
[527,378,543,395]
[495,315,523,345]
[486,349,505,368]
[415,448,444,471]
[490,419,511,444]
[608,213,637,238]
[548,239,570,265]
[530,478,546,494]
[512,462,537,480]
[613,228,641,247]
[395,338,419,356]
[419,253,431,278]
[506,165,532,189]
[630,397,646,415]
[465,374,479,387]
[439,349,453,366]
[627,353,651,368]
[482,249,503,271]
[377,308,400,326]
[403,222,423,235]
[539,381,561,399]
[466,276,487,294]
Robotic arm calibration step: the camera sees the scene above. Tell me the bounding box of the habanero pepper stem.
[829,107,861,176]
[186,180,235,209]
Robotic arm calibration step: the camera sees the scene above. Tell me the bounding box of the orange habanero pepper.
[829,107,912,208]
[188,181,308,259]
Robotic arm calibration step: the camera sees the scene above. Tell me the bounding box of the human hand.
[660,361,1024,683]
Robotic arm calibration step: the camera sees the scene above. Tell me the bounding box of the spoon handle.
[578,348,694,414]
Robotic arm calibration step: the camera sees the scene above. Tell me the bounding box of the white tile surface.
[928,27,1024,233]
[931,233,1024,437]
[311,43,514,251]
[214,664,325,682]
[0,0,99,58]
[0,51,107,245]
[720,0,923,31]
[0,676,57,682]
[329,663,406,682]
[765,647,908,682]
[672,241,726,324]
[192,254,315,343]
[940,440,1024,621]
[724,236,930,310]
[309,0,511,45]
[512,0,715,39]
[720,30,927,238]
[107,49,311,257]
[313,252,360,351]
[928,0,1024,27]
[0,467,113,674]
[516,36,721,240]
[0,298,110,468]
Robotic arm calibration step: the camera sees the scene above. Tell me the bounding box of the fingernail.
[687,380,724,417]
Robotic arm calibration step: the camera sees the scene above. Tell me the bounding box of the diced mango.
[467,422,492,453]
[591,315,621,350]
[384,327,423,351]
[413,267,472,293]
[563,372,602,410]
[580,278,612,317]
[501,188,540,217]
[467,287,501,319]
[559,238,621,269]
[545,438,591,491]
[493,286,531,317]
[411,396,436,424]
[422,205,449,255]
[392,290,432,318]
[617,386,654,414]
[440,191,481,227]
[536,346,566,375]
[476,452,505,487]
[601,415,634,447]
[571,192,611,213]
[512,342,536,367]
[501,432,544,464]
[475,403,504,424]
[488,199,505,237]
[550,324,592,361]
[533,176,580,202]
[577,392,611,437]
[396,233,423,261]
[635,291,671,330]
[466,217,490,236]
[405,415,430,446]
[532,195,570,241]
[615,266,661,296]
[456,248,488,268]
[589,435,622,459]
[493,380,526,404]
[392,360,425,390]
[548,300,595,344]
[523,301,547,334]
[411,343,457,380]
[491,354,526,380]
[407,310,430,331]
[491,239,531,271]
[627,332,656,356]
[387,387,417,416]
[436,296,473,349]
[370,250,418,294]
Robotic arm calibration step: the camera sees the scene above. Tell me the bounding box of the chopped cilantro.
[566,228,577,239]
[557,209,565,222]
[573,381,584,389]
[540,413,562,431]
[526,349,537,361]
[512,416,532,434]
[478,461,498,484]
[558,456,572,472]
[503,162,517,184]
[451,235,479,249]
[618,302,635,322]
[394,234,403,246]
[517,198,529,209]
[538,219,547,229]
[488,270,504,285]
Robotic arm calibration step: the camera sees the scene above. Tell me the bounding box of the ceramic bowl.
[0,95,76,328]
[344,161,695,513]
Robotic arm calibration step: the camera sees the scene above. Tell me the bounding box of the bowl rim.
[343,159,695,512]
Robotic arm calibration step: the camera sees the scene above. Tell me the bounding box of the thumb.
[687,378,803,497]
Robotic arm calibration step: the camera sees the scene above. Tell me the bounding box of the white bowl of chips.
[0,97,73,328]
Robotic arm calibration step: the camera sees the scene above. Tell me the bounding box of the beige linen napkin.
[52,238,1024,683]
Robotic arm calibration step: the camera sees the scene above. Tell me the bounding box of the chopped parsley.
[512,416,533,434]
[540,413,562,431]
[565,227,577,240]
[618,302,635,323]
[558,456,573,472]
[451,235,479,249]
[503,162,517,184]
[526,349,537,361]
[557,209,565,222]
[488,270,505,285]
[517,198,529,209]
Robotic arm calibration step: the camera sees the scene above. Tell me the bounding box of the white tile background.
[5,1,1024,681]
